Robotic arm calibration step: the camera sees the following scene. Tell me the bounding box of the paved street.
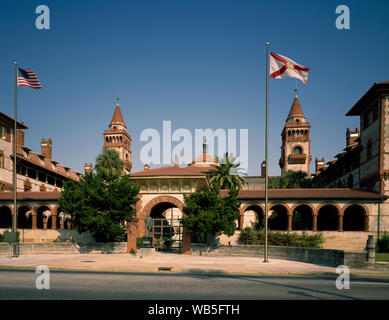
[0,268,389,300]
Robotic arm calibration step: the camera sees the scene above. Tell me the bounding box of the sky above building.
[0,0,388,176]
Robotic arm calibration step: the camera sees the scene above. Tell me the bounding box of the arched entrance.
[268,204,289,231]
[140,196,185,252]
[17,205,32,229]
[242,205,264,230]
[343,204,367,231]
[292,204,313,230]
[0,206,12,229]
[317,204,339,231]
[35,205,51,229]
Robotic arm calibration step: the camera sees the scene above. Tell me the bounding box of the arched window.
[288,131,291,137]
[296,130,300,136]
[0,150,4,168]
[293,146,303,154]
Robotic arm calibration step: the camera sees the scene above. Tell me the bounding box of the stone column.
[31,210,37,230]
[51,214,57,230]
[312,214,318,232]
[182,227,191,254]
[364,215,369,232]
[287,214,293,232]
[126,218,138,254]
[43,217,48,230]
[67,221,71,229]
[60,221,64,230]
[338,214,343,232]
[239,214,244,231]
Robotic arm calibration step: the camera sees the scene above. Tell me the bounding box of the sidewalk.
[0,252,388,277]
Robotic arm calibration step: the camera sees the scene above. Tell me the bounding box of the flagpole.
[12,61,18,257]
[264,42,269,263]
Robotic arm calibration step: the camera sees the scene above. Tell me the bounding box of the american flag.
[17,68,42,89]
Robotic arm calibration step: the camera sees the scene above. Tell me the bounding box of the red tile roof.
[346,82,389,116]
[16,149,80,182]
[110,104,125,126]
[130,165,215,177]
[220,188,386,200]
[0,112,28,129]
[0,192,61,201]
[287,97,305,120]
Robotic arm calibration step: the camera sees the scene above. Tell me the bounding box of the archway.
[35,205,51,229]
[268,204,289,231]
[292,204,313,230]
[243,205,264,230]
[140,196,185,251]
[17,205,32,229]
[0,206,12,229]
[317,204,339,231]
[343,205,366,231]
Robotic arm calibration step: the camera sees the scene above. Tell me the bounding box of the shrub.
[238,228,324,248]
[136,237,143,249]
[0,233,3,242]
[377,233,389,253]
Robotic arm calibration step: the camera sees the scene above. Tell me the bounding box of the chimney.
[84,163,93,174]
[41,138,52,159]
[315,157,325,174]
[346,127,359,148]
[16,127,25,146]
[261,161,266,178]
[174,155,179,167]
[144,163,150,170]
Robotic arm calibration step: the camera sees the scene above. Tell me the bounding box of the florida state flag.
[270,52,310,84]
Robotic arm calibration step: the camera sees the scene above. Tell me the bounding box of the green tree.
[209,153,246,190]
[182,186,240,242]
[58,172,140,242]
[269,170,311,189]
[95,149,124,177]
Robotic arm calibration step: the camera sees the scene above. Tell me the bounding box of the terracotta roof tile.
[0,191,61,201]
[220,188,386,199]
[130,165,214,177]
[110,104,125,126]
[287,97,305,120]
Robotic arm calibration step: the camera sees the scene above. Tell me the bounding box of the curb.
[2,264,385,278]
[0,264,330,276]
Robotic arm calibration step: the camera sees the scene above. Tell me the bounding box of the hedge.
[238,228,324,248]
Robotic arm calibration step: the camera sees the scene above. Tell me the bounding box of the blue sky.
[0,0,388,176]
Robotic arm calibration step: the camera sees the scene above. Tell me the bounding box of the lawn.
[376,253,389,262]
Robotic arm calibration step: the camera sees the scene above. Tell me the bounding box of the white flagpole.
[12,61,18,257]
[264,42,269,263]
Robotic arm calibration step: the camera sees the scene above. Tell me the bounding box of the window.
[0,150,4,168]
[293,146,303,154]
[363,104,379,129]
[367,140,373,160]
[0,124,6,141]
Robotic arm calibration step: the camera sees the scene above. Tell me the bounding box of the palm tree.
[95,149,124,177]
[209,153,246,190]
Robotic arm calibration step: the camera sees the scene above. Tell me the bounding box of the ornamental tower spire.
[279,92,311,176]
[103,98,132,173]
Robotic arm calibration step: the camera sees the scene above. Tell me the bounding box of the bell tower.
[279,90,311,176]
[103,98,132,173]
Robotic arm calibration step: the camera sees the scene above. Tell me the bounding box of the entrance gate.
[151,217,183,253]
